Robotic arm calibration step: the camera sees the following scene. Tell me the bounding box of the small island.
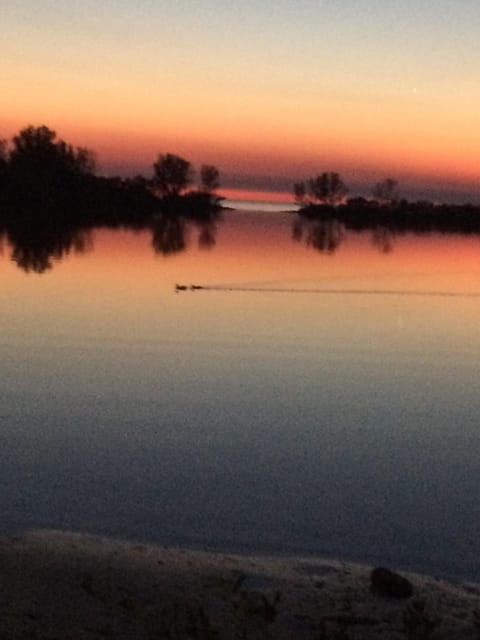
[0,125,223,225]
[293,173,480,235]
[0,126,224,272]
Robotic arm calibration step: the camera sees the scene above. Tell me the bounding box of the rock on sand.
[0,530,479,639]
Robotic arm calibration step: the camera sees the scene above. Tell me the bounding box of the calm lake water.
[1,206,480,581]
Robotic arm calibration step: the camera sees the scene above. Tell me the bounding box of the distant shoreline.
[297,200,480,235]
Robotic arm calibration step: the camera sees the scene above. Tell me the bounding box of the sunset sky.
[2,0,480,201]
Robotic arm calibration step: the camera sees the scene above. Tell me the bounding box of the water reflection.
[2,208,480,582]
[151,215,187,256]
[196,217,218,249]
[292,217,345,254]
[370,226,395,254]
[293,217,400,255]
[0,206,222,272]
[2,203,480,273]
[0,220,92,273]
[151,211,220,256]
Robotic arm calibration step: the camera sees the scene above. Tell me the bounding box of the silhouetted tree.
[0,138,8,191]
[308,172,348,205]
[373,178,398,205]
[152,153,194,198]
[200,165,220,192]
[74,146,97,174]
[6,125,96,207]
[0,139,7,164]
[293,181,307,205]
[10,126,95,176]
[127,174,150,190]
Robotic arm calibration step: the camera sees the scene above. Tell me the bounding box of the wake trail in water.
[175,283,480,299]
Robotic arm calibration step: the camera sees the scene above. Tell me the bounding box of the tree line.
[0,125,224,272]
[2,125,480,235]
[293,171,480,233]
[294,173,399,207]
[0,125,222,220]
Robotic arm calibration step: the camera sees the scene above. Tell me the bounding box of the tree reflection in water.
[292,217,345,254]
[196,218,217,250]
[0,206,222,273]
[293,217,399,254]
[370,226,395,254]
[150,209,221,256]
[1,220,92,273]
[151,214,187,256]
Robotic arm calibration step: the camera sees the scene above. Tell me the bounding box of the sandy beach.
[0,530,479,639]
